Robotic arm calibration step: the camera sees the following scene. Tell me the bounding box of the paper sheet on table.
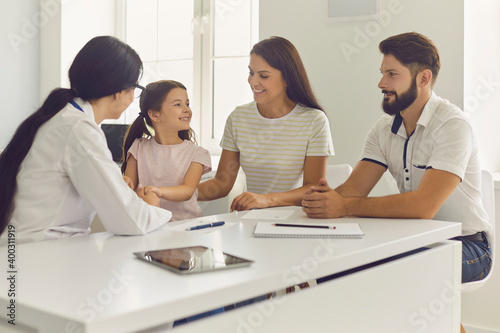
[241,209,295,220]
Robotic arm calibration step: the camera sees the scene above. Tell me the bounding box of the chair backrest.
[480,169,495,269]
[101,124,129,163]
[462,169,496,291]
[325,164,353,189]
[481,170,495,239]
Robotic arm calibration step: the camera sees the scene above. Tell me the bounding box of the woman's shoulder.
[226,102,259,126]
[236,100,256,109]
[55,106,101,139]
[231,101,257,115]
[294,104,324,114]
[293,104,328,121]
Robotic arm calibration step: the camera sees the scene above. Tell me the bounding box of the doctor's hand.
[302,178,346,219]
[143,186,164,199]
[231,191,269,212]
[137,185,161,207]
[123,175,134,190]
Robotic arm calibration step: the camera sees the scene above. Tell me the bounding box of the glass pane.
[213,0,252,57]
[158,60,199,135]
[126,0,158,62]
[212,57,253,139]
[157,60,194,99]
[158,0,194,60]
[141,61,160,86]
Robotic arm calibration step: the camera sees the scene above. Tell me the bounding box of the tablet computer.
[134,246,253,274]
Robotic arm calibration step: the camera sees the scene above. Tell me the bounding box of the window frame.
[115,0,259,155]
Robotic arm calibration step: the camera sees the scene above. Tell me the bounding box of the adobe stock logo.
[76,268,135,322]
[232,238,340,333]
[7,0,72,53]
[215,0,245,21]
[464,74,500,113]
[400,279,460,333]
[339,0,406,63]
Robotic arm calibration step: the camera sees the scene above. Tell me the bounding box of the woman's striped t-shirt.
[220,101,334,194]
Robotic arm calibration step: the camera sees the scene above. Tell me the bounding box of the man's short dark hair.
[379,32,441,85]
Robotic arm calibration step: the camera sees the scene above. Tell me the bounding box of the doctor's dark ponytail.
[121,114,154,173]
[0,88,76,235]
[0,36,143,235]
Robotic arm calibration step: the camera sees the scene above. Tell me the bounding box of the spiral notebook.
[253,222,364,239]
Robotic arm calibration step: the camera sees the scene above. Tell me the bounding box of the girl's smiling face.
[154,87,192,133]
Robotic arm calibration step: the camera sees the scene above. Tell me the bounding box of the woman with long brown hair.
[198,36,334,211]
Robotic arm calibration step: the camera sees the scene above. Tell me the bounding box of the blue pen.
[186,221,225,231]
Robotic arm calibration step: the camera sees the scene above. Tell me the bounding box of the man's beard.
[381,75,418,115]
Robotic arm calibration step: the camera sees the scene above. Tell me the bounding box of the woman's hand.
[123,175,134,190]
[230,192,271,212]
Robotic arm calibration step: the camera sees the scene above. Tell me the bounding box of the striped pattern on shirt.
[221,102,334,194]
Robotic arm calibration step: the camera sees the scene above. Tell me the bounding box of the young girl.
[121,80,211,221]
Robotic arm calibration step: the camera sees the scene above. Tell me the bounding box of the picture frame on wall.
[326,0,381,22]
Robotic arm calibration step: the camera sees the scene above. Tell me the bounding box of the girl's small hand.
[143,186,163,198]
[230,192,269,212]
[137,185,160,207]
[122,175,134,190]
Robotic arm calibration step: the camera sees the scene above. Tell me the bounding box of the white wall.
[259,0,464,170]
[462,3,500,328]
[0,0,115,150]
[0,1,41,149]
[464,0,500,173]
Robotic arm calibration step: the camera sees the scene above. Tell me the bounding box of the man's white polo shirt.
[360,92,490,236]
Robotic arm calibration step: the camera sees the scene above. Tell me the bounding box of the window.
[464,1,500,172]
[113,0,259,154]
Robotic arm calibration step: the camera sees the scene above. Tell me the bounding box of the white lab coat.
[6,98,172,243]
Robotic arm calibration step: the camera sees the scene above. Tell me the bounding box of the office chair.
[101,124,129,163]
[462,169,496,292]
[326,164,353,189]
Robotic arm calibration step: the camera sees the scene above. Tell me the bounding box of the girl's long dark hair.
[0,36,142,236]
[121,80,195,173]
[251,36,324,112]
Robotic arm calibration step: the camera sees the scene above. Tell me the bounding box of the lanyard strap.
[70,100,84,112]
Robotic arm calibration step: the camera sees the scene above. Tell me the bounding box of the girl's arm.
[230,155,328,211]
[123,155,139,191]
[145,162,204,201]
[197,149,240,201]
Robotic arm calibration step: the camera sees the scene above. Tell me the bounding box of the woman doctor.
[0,36,171,243]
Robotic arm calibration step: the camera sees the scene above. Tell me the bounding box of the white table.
[0,207,462,332]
